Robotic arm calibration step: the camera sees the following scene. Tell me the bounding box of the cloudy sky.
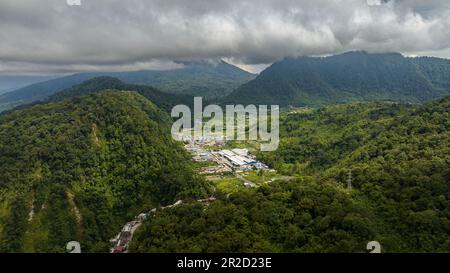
[1,0,450,74]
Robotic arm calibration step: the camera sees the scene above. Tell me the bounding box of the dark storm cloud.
[1,0,450,73]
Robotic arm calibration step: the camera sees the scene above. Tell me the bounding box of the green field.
[209,175,245,194]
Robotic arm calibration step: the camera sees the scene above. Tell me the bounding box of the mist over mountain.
[224,52,450,106]
[131,95,450,253]
[0,60,255,112]
[46,77,194,113]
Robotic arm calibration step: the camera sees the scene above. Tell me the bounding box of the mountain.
[130,178,378,253]
[0,75,58,95]
[0,60,255,112]
[224,52,450,106]
[0,91,208,252]
[410,56,450,90]
[122,60,256,98]
[130,96,450,253]
[47,77,194,112]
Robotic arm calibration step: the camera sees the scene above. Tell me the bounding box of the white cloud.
[0,0,449,74]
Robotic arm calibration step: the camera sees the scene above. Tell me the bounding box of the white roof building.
[232,148,249,156]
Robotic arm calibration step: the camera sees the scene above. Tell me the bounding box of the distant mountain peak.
[0,60,256,112]
[224,51,450,106]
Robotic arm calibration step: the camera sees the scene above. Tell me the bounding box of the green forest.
[130,96,450,253]
[1,0,450,257]
[224,52,450,106]
[0,91,208,252]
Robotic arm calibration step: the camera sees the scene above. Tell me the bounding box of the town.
[187,142,270,175]
[181,131,282,190]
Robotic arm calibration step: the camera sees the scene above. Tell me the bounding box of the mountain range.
[0,90,208,252]
[2,52,450,113]
[224,51,450,106]
[0,75,58,95]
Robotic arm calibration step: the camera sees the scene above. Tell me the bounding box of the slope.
[130,96,450,253]
[47,76,194,112]
[224,52,450,106]
[0,91,208,252]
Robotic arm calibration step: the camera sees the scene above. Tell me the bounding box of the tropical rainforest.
[130,96,450,253]
[0,52,449,253]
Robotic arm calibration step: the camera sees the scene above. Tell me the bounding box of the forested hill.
[130,96,450,253]
[0,91,208,253]
[47,77,194,112]
[224,52,450,106]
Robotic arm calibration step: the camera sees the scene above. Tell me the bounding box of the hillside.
[0,60,255,112]
[130,96,450,253]
[47,77,194,112]
[224,52,450,106]
[260,96,450,251]
[0,91,208,252]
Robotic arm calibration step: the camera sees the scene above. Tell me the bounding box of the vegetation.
[210,175,245,194]
[0,60,255,113]
[47,77,194,112]
[0,91,208,252]
[0,66,449,253]
[130,179,378,253]
[130,60,256,99]
[130,96,450,253]
[224,52,450,106]
[242,170,282,185]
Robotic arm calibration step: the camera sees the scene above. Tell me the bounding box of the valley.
[0,52,449,254]
[129,96,450,253]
